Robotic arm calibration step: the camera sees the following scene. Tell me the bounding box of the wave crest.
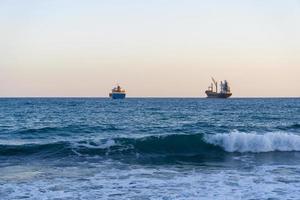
[205,131,300,153]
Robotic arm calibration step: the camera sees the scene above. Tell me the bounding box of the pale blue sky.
[1,0,300,97]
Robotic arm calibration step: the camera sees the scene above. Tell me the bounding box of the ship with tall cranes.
[205,77,232,98]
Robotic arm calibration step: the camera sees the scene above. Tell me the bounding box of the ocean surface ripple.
[0,98,299,199]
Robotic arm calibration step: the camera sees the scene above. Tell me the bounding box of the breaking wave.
[1,132,300,159]
[205,131,300,153]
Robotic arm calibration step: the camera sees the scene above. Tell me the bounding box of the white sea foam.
[1,162,300,200]
[205,131,300,153]
[72,139,116,149]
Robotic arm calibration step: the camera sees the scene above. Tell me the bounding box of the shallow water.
[0,98,299,199]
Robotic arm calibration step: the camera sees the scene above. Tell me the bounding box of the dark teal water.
[0,98,300,199]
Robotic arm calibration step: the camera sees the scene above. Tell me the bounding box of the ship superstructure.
[205,77,232,98]
[109,85,126,99]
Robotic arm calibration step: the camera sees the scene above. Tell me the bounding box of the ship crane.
[211,77,218,93]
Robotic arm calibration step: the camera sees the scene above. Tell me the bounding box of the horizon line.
[0,96,299,99]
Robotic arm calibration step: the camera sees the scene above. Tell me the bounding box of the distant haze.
[1,0,299,97]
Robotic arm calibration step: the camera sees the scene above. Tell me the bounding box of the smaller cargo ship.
[109,85,126,99]
[205,77,232,98]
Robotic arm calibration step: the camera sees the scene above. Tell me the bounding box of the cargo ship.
[109,85,126,99]
[205,77,232,98]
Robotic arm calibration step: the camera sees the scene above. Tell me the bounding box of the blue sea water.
[0,98,300,200]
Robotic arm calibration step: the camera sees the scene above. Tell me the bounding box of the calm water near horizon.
[0,98,300,199]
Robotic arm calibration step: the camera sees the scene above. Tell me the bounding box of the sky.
[0,0,299,97]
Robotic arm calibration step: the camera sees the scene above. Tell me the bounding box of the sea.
[0,98,300,200]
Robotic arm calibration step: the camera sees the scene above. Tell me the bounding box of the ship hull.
[205,91,232,98]
[109,93,126,99]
